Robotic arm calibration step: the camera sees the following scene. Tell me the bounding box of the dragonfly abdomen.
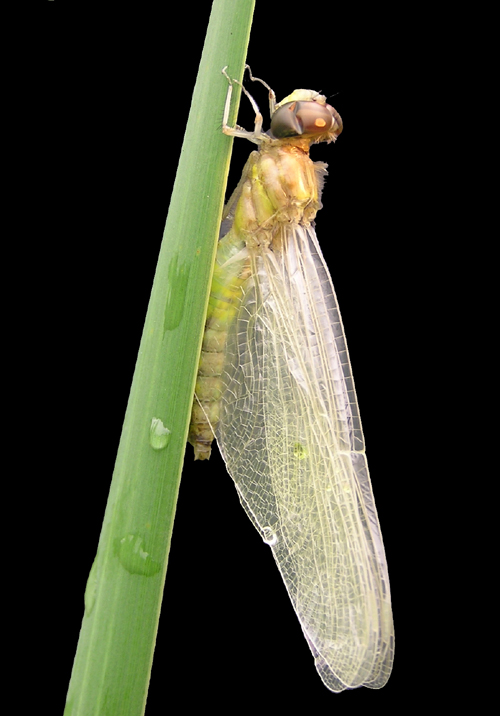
[188,229,249,460]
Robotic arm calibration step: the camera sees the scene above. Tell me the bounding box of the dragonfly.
[188,66,394,692]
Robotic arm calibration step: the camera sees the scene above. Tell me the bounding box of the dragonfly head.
[270,89,342,145]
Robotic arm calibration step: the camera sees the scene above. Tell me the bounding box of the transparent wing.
[217,223,394,691]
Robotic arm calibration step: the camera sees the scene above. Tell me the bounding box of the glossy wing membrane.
[217,223,394,691]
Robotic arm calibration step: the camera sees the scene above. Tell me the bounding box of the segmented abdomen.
[188,229,249,460]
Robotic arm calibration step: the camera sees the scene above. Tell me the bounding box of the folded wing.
[217,222,394,691]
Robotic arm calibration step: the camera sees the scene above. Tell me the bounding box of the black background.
[41,4,421,711]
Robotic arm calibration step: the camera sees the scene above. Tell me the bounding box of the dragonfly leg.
[221,66,266,144]
[244,64,276,116]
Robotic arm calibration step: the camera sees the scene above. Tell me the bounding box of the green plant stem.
[65,2,256,714]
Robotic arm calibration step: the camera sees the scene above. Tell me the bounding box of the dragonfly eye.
[271,101,342,140]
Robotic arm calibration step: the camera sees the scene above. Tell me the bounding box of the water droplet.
[84,556,98,615]
[149,417,171,450]
[262,526,278,546]
[292,442,308,460]
[116,533,161,577]
[164,254,190,331]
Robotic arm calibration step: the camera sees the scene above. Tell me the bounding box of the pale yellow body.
[189,142,326,460]
[188,78,394,692]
